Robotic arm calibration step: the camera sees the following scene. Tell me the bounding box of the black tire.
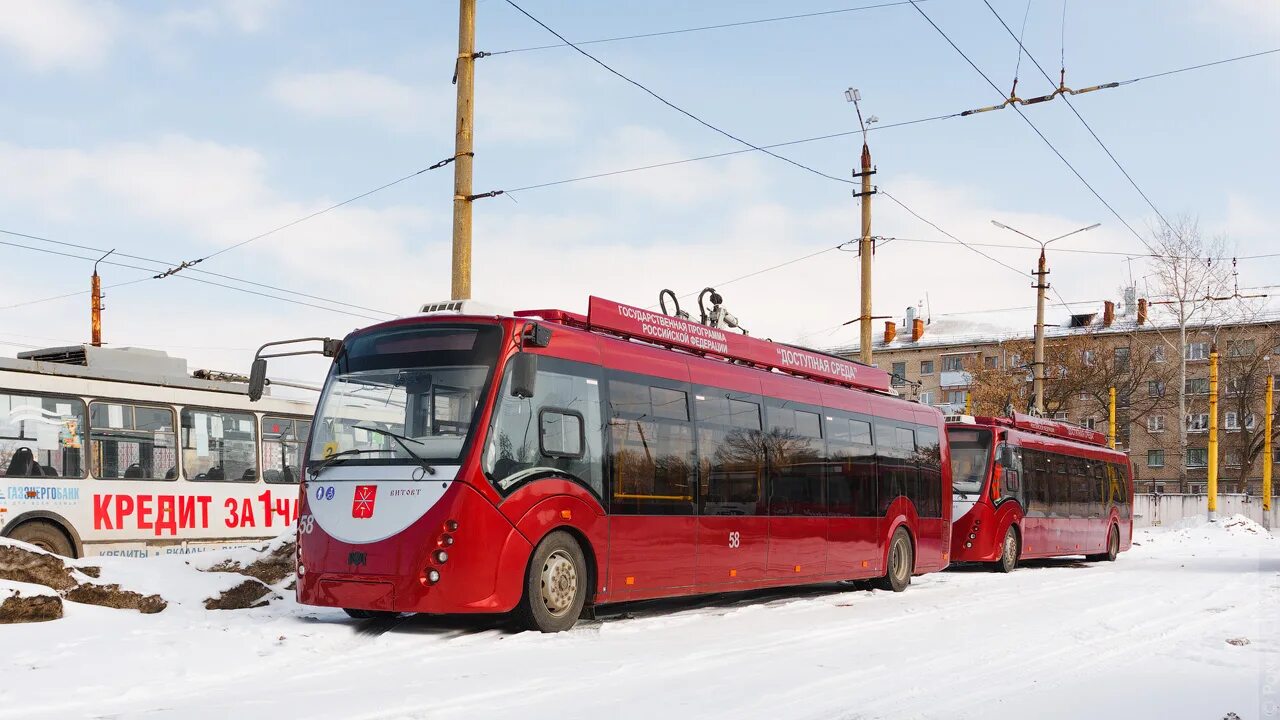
[515,530,588,633]
[1086,525,1120,562]
[990,526,1019,574]
[9,520,75,557]
[873,527,914,592]
[342,608,400,620]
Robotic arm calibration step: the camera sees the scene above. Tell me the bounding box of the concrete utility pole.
[991,220,1100,416]
[1207,344,1219,521]
[845,88,877,365]
[451,0,477,301]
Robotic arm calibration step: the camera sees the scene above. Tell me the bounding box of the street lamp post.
[991,220,1101,416]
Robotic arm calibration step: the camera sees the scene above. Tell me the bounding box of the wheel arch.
[882,517,918,574]
[2,510,83,558]
[524,524,600,607]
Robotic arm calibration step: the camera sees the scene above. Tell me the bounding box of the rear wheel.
[990,526,1019,573]
[1086,525,1120,562]
[515,531,587,633]
[9,520,75,557]
[874,527,913,592]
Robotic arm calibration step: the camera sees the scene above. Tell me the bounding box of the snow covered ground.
[2,517,1277,720]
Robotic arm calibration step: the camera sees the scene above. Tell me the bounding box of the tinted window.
[914,425,943,518]
[0,393,86,478]
[607,376,694,515]
[696,389,764,516]
[181,408,258,482]
[826,411,876,516]
[875,419,915,515]
[90,402,177,480]
[486,360,604,497]
[766,404,824,516]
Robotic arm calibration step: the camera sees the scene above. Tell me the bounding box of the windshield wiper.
[354,425,437,476]
[307,448,392,477]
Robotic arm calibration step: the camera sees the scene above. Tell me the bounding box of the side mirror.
[248,358,268,401]
[510,353,537,399]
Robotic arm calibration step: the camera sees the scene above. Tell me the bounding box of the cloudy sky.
[1,0,1277,384]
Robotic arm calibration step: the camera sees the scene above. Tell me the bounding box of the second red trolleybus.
[254,295,951,631]
[947,413,1133,573]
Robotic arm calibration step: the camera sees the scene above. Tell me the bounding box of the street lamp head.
[991,220,1011,230]
[866,115,879,124]
[845,88,860,103]
[1082,223,1102,232]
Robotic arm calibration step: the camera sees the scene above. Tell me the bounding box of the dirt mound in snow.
[205,540,295,586]
[64,583,167,614]
[0,544,90,591]
[204,579,277,610]
[0,587,62,624]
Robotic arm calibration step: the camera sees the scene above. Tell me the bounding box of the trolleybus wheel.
[1087,525,1120,563]
[991,526,1019,574]
[874,527,913,593]
[516,530,587,633]
[9,520,75,557]
[342,608,400,620]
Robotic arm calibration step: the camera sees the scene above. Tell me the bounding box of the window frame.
[1147,449,1165,468]
[88,399,179,482]
[0,390,89,480]
[179,405,262,483]
[261,414,311,485]
[537,406,586,459]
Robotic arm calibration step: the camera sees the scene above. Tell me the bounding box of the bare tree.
[1145,217,1233,491]
[964,334,1094,416]
[1074,330,1179,447]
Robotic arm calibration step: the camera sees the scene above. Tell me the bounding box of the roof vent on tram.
[417,300,513,317]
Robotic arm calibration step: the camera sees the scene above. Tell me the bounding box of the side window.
[0,393,86,478]
[998,444,1024,502]
[262,416,310,484]
[825,413,876,516]
[89,402,177,480]
[914,425,943,518]
[874,419,916,515]
[485,359,604,497]
[765,404,824,517]
[696,389,764,516]
[1024,449,1048,518]
[607,377,694,515]
[181,408,258,482]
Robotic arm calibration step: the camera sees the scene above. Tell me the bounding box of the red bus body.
[295,298,951,621]
[948,414,1133,564]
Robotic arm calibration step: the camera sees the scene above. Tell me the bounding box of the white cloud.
[0,0,120,70]
[269,70,447,132]
[1196,0,1280,35]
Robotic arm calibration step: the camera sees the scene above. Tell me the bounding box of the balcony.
[940,370,971,388]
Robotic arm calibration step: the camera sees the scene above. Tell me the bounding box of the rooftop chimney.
[1103,300,1115,327]
[884,320,897,345]
[1137,298,1148,326]
[912,318,925,342]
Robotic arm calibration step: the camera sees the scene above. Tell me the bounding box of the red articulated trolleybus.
[947,413,1133,573]
[252,294,951,632]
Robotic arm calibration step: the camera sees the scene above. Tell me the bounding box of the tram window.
[766,405,824,516]
[697,391,764,516]
[90,403,177,480]
[487,360,604,497]
[826,412,876,516]
[0,392,86,478]
[262,416,310,484]
[181,408,258,482]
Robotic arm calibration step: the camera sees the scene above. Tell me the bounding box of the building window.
[1083,350,1097,366]
[983,356,998,370]
[919,360,935,375]
[1246,413,1257,430]
[1186,413,1209,432]
[1224,411,1239,430]
[1187,448,1208,468]
[1151,345,1166,363]
[891,362,907,387]
[1114,347,1131,373]
[1185,377,1209,395]
[1148,415,1166,433]
[1083,417,1097,430]
[1052,411,1069,421]
[1224,450,1243,467]
[1227,339,1255,357]
[1186,342,1210,361]
[919,391,934,406]
[1147,449,1165,468]
[1148,380,1165,398]
[942,356,966,372]
[945,390,968,406]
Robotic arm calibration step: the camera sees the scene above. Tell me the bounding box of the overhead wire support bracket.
[852,185,878,199]
[851,166,877,178]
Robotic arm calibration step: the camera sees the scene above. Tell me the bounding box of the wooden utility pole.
[857,142,873,365]
[1207,345,1219,520]
[450,0,477,301]
[1031,249,1049,416]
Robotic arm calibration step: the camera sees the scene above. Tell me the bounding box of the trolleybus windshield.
[947,427,992,496]
[308,324,501,469]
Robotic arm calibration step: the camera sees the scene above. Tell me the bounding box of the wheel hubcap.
[540,550,578,618]
[1004,533,1016,567]
[892,540,907,581]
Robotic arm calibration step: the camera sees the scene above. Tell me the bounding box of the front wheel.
[874,527,914,592]
[515,531,588,633]
[1086,525,1120,562]
[990,526,1019,574]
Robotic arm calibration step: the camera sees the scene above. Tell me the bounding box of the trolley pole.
[450,0,477,301]
[1108,386,1117,449]
[1264,374,1273,528]
[1207,345,1219,521]
[857,142,874,365]
[1031,249,1049,416]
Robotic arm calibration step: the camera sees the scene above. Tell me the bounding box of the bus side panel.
[510,493,609,598]
[608,516,698,598]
